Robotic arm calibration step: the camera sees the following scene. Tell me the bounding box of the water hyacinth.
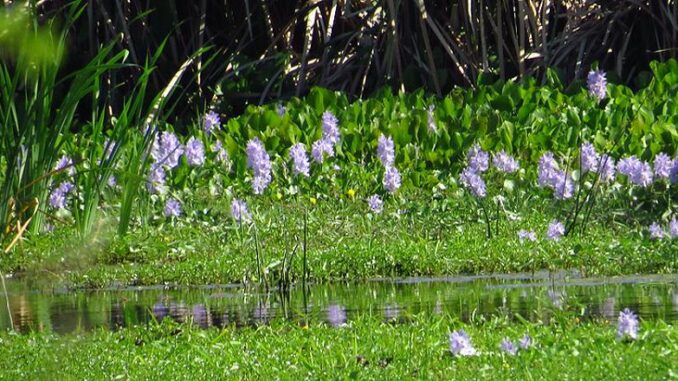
[467,144,489,173]
[427,105,437,134]
[459,167,486,197]
[587,69,607,101]
[277,103,286,116]
[648,222,664,240]
[617,308,639,340]
[55,155,75,176]
[107,175,117,187]
[230,199,251,223]
[321,111,340,145]
[48,182,74,209]
[449,330,477,356]
[518,229,537,243]
[311,138,334,163]
[670,158,678,183]
[617,156,653,187]
[653,152,673,179]
[151,131,184,169]
[500,338,518,356]
[289,143,310,177]
[367,194,383,213]
[147,165,167,194]
[547,220,565,241]
[598,154,616,182]
[383,166,401,193]
[538,152,559,188]
[185,137,205,166]
[670,217,678,239]
[203,111,220,134]
[580,142,600,174]
[164,198,182,217]
[377,134,395,167]
[553,171,575,200]
[212,140,229,163]
[492,150,519,173]
[246,138,272,194]
[519,334,532,349]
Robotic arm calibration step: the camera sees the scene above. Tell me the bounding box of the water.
[1,272,676,334]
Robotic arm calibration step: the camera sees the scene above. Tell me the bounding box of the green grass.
[4,191,676,289]
[0,313,675,380]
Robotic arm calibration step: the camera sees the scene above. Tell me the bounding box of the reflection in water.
[0,274,676,334]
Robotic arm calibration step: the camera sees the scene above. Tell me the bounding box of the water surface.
[1,272,676,334]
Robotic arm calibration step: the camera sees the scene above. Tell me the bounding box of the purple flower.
[311,138,334,163]
[277,103,286,116]
[427,105,437,134]
[617,156,653,187]
[519,334,532,349]
[321,111,340,145]
[547,220,565,241]
[151,131,184,169]
[212,140,229,163]
[326,304,347,327]
[598,154,616,182]
[185,137,205,166]
[147,165,167,194]
[164,198,182,217]
[518,229,537,243]
[553,171,575,200]
[587,70,607,101]
[580,142,600,174]
[653,153,673,179]
[460,167,486,198]
[289,143,310,177]
[107,175,117,187]
[367,194,383,213]
[670,158,678,183]
[246,138,272,194]
[203,111,220,134]
[492,151,519,173]
[538,152,559,188]
[617,308,639,340]
[231,199,251,223]
[467,144,489,173]
[649,222,664,240]
[449,330,477,356]
[500,338,518,356]
[670,217,678,239]
[48,181,74,209]
[377,134,395,167]
[55,155,75,176]
[383,166,401,193]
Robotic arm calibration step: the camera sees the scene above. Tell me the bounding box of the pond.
[1,271,676,334]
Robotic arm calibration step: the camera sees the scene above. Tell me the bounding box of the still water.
[1,271,676,333]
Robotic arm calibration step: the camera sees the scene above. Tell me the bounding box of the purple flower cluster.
[653,153,673,179]
[500,338,518,356]
[538,152,574,199]
[518,229,537,243]
[617,156,653,187]
[55,155,75,176]
[547,220,565,241]
[289,143,310,177]
[212,140,229,163]
[49,182,74,209]
[467,144,489,173]
[147,165,167,194]
[587,70,607,101]
[326,304,347,327]
[151,131,184,169]
[246,138,272,194]
[203,111,220,135]
[671,217,678,239]
[383,166,401,193]
[649,222,664,240]
[617,308,639,340]
[277,103,286,116]
[580,142,600,174]
[311,139,334,163]
[598,154,617,182]
[519,334,532,349]
[377,134,395,167]
[492,150,519,173]
[427,105,437,134]
[310,112,340,163]
[164,198,182,217]
[449,330,477,356]
[460,167,486,197]
[367,194,383,213]
[231,199,251,223]
[185,137,205,167]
